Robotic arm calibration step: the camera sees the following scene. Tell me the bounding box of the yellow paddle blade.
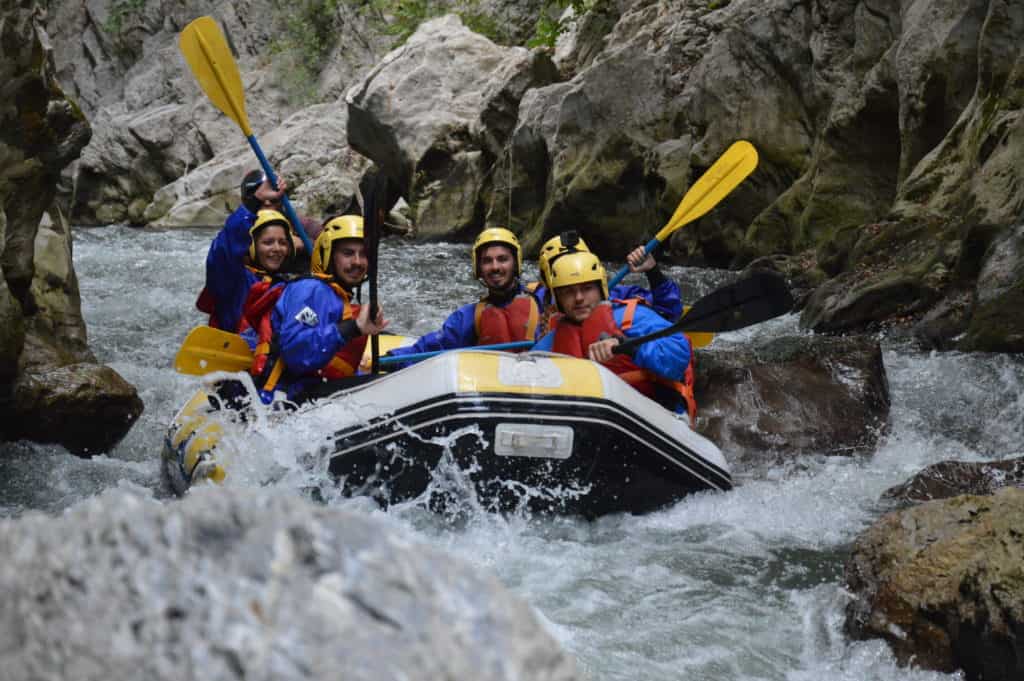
[174,326,254,375]
[179,16,252,136]
[359,334,415,372]
[654,140,759,243]
[682,306,714,349]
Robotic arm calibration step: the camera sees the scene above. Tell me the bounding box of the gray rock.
[882,456,1024,507]
[844,487,1024,680]
[960,221,1024,352]
[695,334,890,467]
[346,14,558,238]
[0,487,579,681]
[9,362,144,455]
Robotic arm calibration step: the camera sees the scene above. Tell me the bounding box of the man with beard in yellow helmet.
[533,248,697,422]
[385,227,542,366]
[533,231,683,327]
[246,215,388,402]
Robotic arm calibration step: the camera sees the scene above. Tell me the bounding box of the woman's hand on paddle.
[588,336,621,363]
[356,303,389,336]
[627,246,656,273]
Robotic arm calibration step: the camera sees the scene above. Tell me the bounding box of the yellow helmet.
[472,227,522,279]
[311,215,364,276]
[538,231,591,288]
[248,209,295,262]
[547,250,608,303]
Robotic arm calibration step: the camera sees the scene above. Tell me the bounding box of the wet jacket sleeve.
[386,302,478,359]
[615,304,690,380]
[609,270,682,321]
[205,206,257,332]
[273,279,354,374]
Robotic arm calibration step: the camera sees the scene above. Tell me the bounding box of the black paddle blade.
[613,270,793,355]
[680,270,794,334]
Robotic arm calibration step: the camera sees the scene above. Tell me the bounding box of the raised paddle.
[178,16,313,253]
[607,140,758,289]
[360,168,389,374]
[613,270,794,356]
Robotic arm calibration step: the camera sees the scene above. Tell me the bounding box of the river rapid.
[3,225,1023,680]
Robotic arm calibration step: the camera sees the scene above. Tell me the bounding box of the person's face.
[555,282,603,323]
[254,225,290,272]
[478,245,516,289]
[331,239,367,287]
[253,180,281,210]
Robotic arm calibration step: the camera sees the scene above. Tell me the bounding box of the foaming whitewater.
[2,224,1019,680]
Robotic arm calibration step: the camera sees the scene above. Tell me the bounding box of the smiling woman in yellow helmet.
[384,226,543,366]
[533,248,697,422]
[196,168,311,333]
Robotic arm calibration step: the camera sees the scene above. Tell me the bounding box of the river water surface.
[3,225,1023,680]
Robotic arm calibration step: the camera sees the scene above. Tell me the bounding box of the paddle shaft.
[246,136,313,254]
[180,17,313,254]
[607,236,661,289]
[378,341,534,366]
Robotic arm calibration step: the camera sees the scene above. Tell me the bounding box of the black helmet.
[241,169,266,212]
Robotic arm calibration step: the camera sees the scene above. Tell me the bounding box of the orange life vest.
[549,299,697,424]
[473,293,540,346]
[318,282,366,380]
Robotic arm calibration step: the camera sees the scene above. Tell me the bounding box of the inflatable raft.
[163,349,731,517]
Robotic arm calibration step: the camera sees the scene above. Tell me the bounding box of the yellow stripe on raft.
[457,352,604,397]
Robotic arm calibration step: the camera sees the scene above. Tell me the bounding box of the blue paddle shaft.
[378,340,534,366]
[607,236,660,289]
[245,134,314,254]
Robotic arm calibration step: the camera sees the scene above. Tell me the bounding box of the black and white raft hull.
[163,351,731,516]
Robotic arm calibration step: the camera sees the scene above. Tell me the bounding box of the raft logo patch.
[295,306,319,327]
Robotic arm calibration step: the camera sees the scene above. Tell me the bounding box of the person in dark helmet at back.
[196,170,317,332]
[384,227,542,366]
[533,249,697,423]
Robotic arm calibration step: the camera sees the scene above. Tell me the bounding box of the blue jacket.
[533,302,691,383]
[532,275,682,321]
[271,278,362,375]
[204,206,261,332]
[386,282,542,362]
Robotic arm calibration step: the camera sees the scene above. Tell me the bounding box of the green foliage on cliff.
[527,0,604,49]
[267,0,342,101]
[365,0,508,46]
[103,0,146,36]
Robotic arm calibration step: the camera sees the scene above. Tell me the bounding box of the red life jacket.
[549,299,697,424]
[241,278,288,389]
[473,293,540,346]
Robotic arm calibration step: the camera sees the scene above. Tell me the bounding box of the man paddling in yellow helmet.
[533,231,683,327]
[533,249,697,422]
[243,215,388,402]
[385,227,542,365]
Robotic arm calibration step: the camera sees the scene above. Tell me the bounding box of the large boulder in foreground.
[695,334,890,468]
[844,487,1024,681]
[0,487,578,681]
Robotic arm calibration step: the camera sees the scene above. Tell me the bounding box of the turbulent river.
[3,225,1023,680]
